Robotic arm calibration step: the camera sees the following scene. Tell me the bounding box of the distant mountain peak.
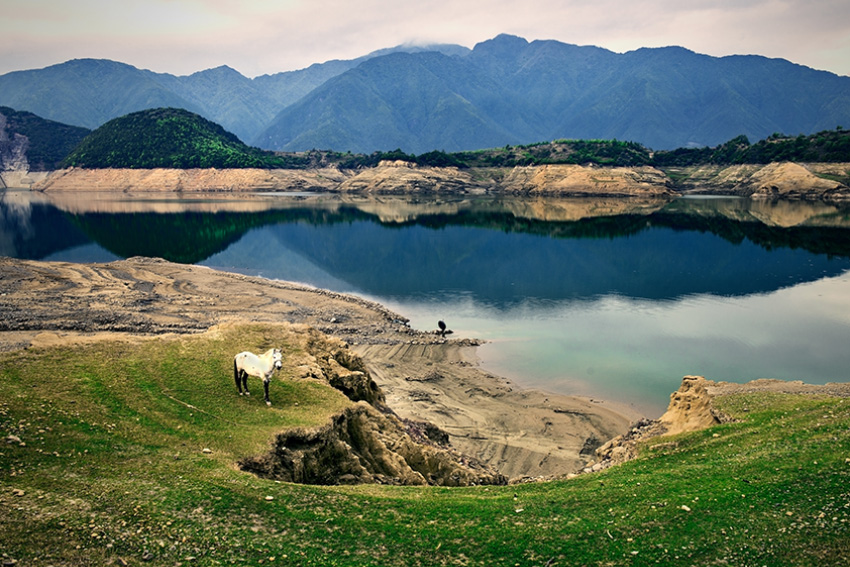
[473,34,530,52]
[190,65,246,79]
[625,45,699,58]
[365,42,470,58]
[49,58,140,71]
[490,33,529,44]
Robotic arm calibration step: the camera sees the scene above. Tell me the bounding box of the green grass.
[2,324,849,566]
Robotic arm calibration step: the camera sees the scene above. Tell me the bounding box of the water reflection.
[4,189,850,414]
[388,273,850,415]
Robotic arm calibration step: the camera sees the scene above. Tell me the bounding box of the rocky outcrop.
[0,113,29,189]
[24,161,850,199]
[498,164,675,196]
[32,167,350,192]
[666,163,763,193]
[588,418,656,472]
[592,375,725,471]
[747,162,848,200]
[242,324,506,486]
[0,113,29,173]
[0,113,51,188]
[671,162,850,200]
[32,163,479,194]
[240,402,507,486]
[657,375,722,435]
[296,327,385,407]
[589,374,850,475]
[336,160,484,193]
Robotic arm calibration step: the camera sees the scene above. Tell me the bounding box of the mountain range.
[1,34,849,153]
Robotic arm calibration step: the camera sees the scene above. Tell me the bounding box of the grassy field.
[2,324,849,566]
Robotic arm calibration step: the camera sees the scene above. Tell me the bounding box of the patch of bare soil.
[355,342,636,480]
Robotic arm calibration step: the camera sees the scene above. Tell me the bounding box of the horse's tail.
[233,356,240,391]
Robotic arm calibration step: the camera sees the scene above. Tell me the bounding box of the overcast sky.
[2,0,848,78]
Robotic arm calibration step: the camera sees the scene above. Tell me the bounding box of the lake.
[4,189,850,416]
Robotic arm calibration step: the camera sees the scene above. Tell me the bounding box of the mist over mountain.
[1,35,848,153]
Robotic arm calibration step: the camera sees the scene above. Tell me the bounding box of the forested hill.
[61,108,305,169]
[59,107,850,171]
[0,106,90,171]
[442,129,850,168]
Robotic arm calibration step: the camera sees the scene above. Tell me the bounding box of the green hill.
[2,323,849,566]
[61,107,308,169]
[652,129,850,166]
[55,105,850,172]
[0,106,90,171]
[359,129,850,169]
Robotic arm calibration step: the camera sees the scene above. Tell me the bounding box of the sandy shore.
[0,256,638,479]
[355,342,635,478]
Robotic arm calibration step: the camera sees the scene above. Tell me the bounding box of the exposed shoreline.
[3,256,849,481]
[0,256,639,479]
[4,160,848,199]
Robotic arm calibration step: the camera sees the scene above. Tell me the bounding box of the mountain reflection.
[4,191,850,306]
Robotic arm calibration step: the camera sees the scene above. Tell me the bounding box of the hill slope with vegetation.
[60,108,311,169]
[653,129,850,166]
[59,104,850,172]
[0,106,90,171]
[387,129,850,168]
[2,321,849,566]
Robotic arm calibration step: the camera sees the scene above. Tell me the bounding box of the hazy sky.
[2,0,848,78]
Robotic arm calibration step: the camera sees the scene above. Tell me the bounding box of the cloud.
[1,0,848,77]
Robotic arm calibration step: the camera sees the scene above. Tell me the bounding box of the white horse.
[233,348,283,406]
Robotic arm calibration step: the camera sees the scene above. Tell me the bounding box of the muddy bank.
[0,256,636,479]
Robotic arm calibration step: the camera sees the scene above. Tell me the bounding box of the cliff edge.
[591,375,850,474]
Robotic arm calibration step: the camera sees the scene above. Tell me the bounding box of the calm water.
[4,190,850,416]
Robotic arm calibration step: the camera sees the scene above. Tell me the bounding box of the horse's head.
[273,348,283,370]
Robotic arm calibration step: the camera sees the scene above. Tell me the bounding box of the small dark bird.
[438,320,447,337]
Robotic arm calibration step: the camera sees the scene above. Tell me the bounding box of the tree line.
[58,107,849,170]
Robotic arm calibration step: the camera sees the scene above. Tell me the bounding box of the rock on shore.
[240,402,507,486]
[498,164,674,196]
[670,161,850,199]
[591,375,850,473]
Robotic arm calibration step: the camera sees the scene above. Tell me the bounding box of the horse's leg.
[242,372,250,396]
[263,376,271,406]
